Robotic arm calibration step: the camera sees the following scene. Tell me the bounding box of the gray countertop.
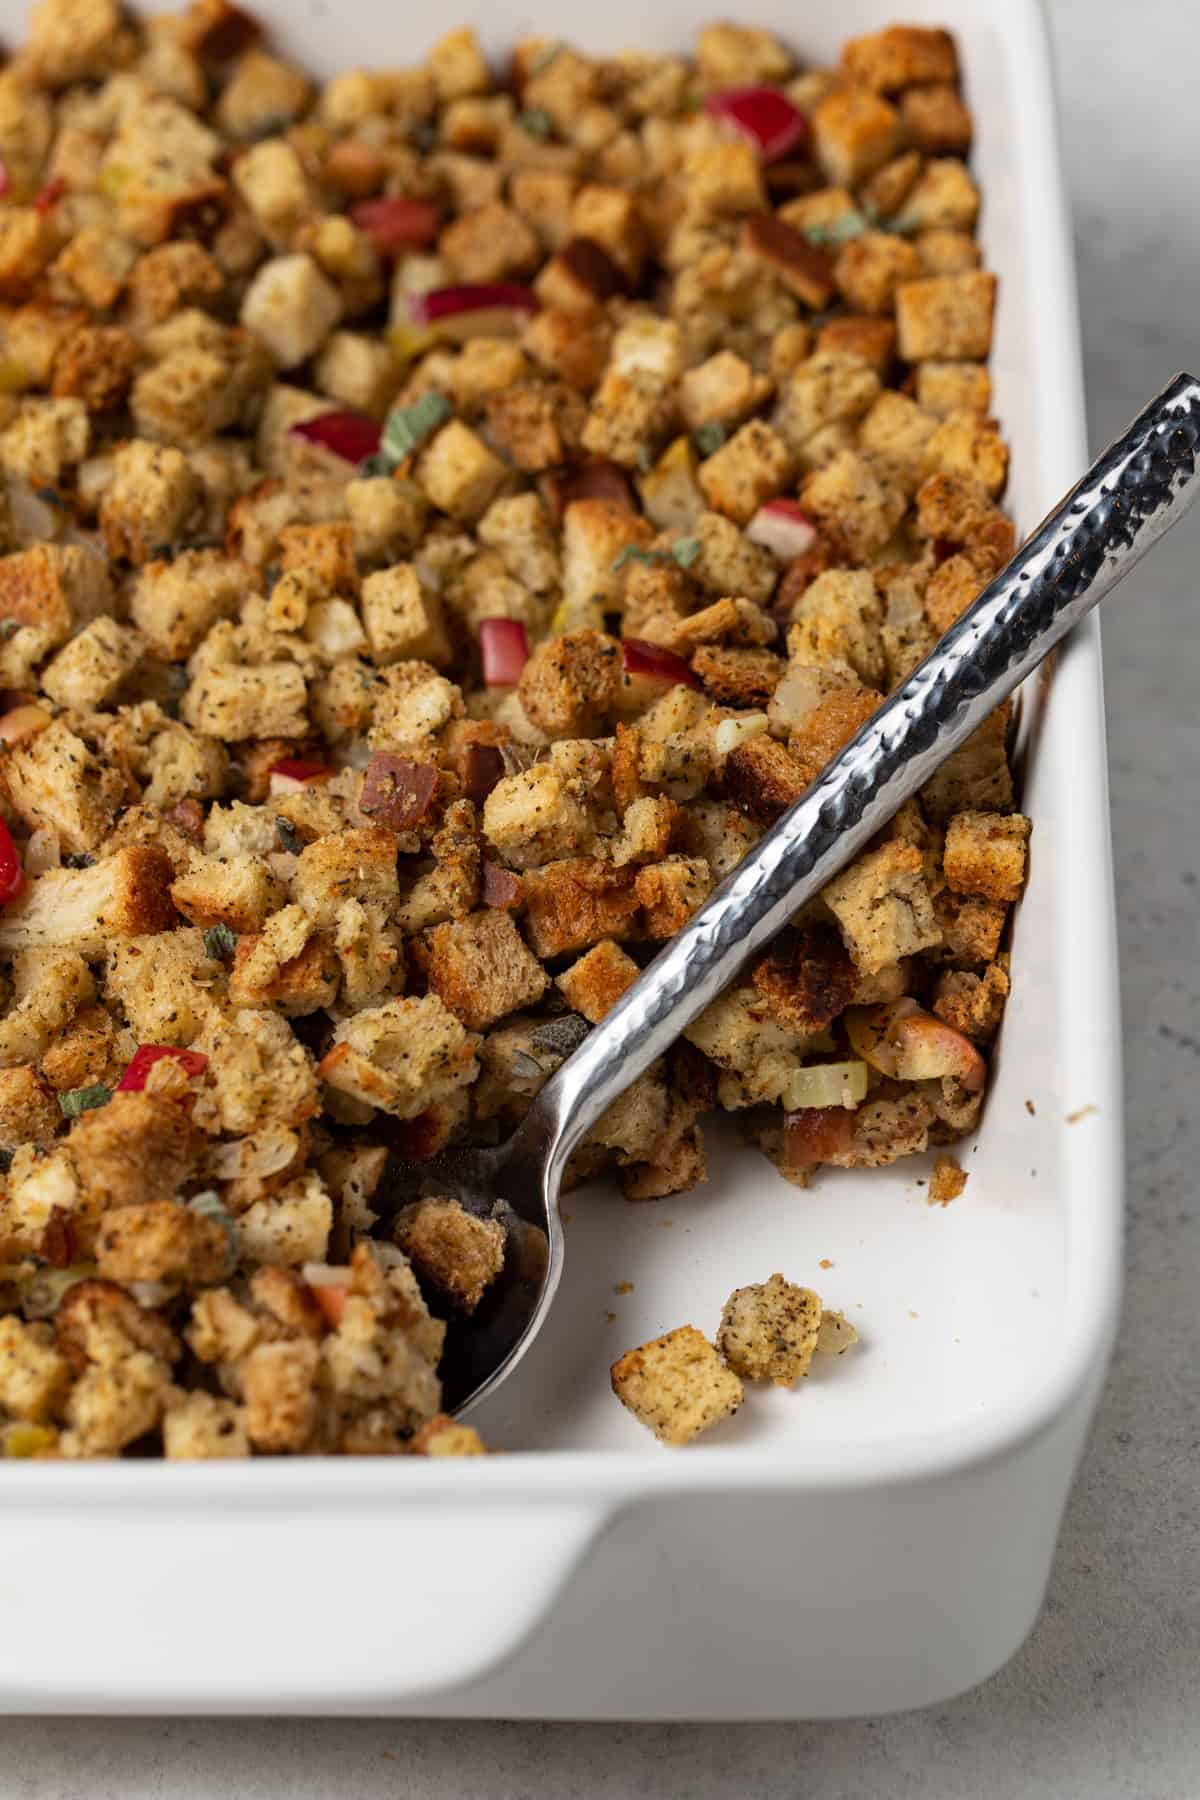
[6,0,1198,1793]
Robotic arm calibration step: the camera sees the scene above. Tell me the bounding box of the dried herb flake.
[59,1084,111,1119]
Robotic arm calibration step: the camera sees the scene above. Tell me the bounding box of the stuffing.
[96,1200,229,1286]
[895,271,997,362]
[239,1171,333,1268]
[482,764,593,870]
[812,87,901,187]
[318,994,479,1120]
[100,440,203,566]
[943,810,1031,904]
[65,1091,203,1215]
[415,420,508,524]
[717,1274,823,1386]
[0,847,177,956]
[610,1324,743,1445]
[697,421,794,526]
[193,1007,320,1135]
[170,852,285,933]
[106,928,222,1047]
[394,1198,506,1312]
[40,618,145,710]
[822,841,942,974]
[360,563,451,667]
[1,720,124,855]
[0,1064,61,1147]
[426,910,548,1031]
[162,1391,249,1459]
[556,939,640,1023]
[0,543,112,648]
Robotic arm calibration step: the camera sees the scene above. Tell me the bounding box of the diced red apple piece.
[784,1105,855,1170]
[351,195,441,253]
[705,87,811,163]
[746,499,818,561]
[406,284,539,341]
[480,617,530,687]
[845,1000,986,1093]
[268,758,333,797]
[117,1045,208,1093]
[621,637,700,689]
[289,410,382,465]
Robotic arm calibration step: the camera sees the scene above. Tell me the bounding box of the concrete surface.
[4,0,1197,1792]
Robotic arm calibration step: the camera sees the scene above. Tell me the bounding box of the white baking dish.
[0,0,1122,1718]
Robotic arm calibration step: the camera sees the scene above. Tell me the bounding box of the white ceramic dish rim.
[0,0,1123,1510]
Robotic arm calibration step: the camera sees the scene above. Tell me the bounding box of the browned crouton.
[717,1273,823,1386]
[634,857,712,939]
[291,826,401,924]
[901,83,973,154]
[842,24,959,92]
[408,1414,487,1456]
[0,1316,71,1423]
[610,1324,743,1445]
[100,440,203,565]
[556,939,640,1022]
[0,1065,61,1148]
[692,645,784,709]
[521,856,640,958]
[750,923,858,1032]
[240,1338,319,1452]
[722,734,807,824]
[0,543,112,647]
[318,994,479,1119]
[0,848,177,957]
[517,629,621,738]
[813,88,901,186]
[823,841,941,974]
[229,931,339,1016]
[896,272,996,362]
[485,380,586,473]
[66,1092,203,1216]
[943,810,1030,904]
[55,1278,180,1372]
[395,1197,506,1312]
[933,960,1010,1041]
[426,910,547,1031]
[834,231,922,316]
[787,683,879,787]
[96,1200,229,1286]
[920,709,1013,821]
[937,893,1008,967]
[929,1154,968,1206]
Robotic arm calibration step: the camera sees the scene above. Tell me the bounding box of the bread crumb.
[929,1154,968,1206]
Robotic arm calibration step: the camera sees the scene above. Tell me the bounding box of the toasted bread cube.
[407,1414,486,1457]
[428,25,490,100]
[232,137,314,249]
[53,224,137,310]
[229,927,339,1017]
[0,1065,61,1148]
[0,396,90,487]
[414,420,507,523]
[477,492,559,593]
[170,852,284,933]
[775,350,880,453]
[893,159,979,234]
[717,1273,823,1386]
[684,142,766,220]
[561,498,652,614]
[521,856,640,959]
[314,330,400,416]
[216,47,311,139]
[857,390,940,492]
[241,253,343,369]
[635,856,712,938]
[440,199,538,285]
[27,0,125,85]
[0,847,175,956]
[944,810,1030,904]
[291,826,400,925]
[569,183,645,280]
[238,1171,333,1269]
[482,764,593,870]
[582,367,674,470]
[697,420,794,526]
[2,720,121,855]
[518,629,620,738]
[611,1323,743,1445]
[238,1337,318,1452]
[556,939,640,1023]
[937,892,1007,967]
[901,83,973,155]
[395,1197,505,1312]
[834,230,922,316]
[0,1316,71,1423]
[813,88,901,186]
[128,551,249,661]
[921,709,1013,821]
[192,1006,319,1135]
[678,351,772,433]
[915,361,989,418]
[696,20,791,84]
[426,909,547,1030]
[924,409,1009,496]
[823,840,941,973]
[522,303,611,392]
[181,659,308,742]
[929,1154,968,1207]
[801,448,907,561]
[65,1089,202,1216]
[96,1199,228,1286]
[915,228,981,277]
[690,510,777,605]
[345,476,428,564]
[360,563,451,667]
[933,960,1010,1041]
[40,617,144,709]
[816,315,896,373]
[106,927,221,1047]
[841,25,959,92]
[0,543,112,649]
[450,339,529,416]
[896,271,996,362]
[163,1391,249,1460]
[720,732,807,826]
[99,439,202,566]
[102,96,224,247]
[787,682,880,787]
[0,208,57,301]
[319,993,479,1118]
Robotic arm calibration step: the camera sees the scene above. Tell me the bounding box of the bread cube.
[170,851,285,933]
[426,909,547,1030]
[775,350,880,452]
[216,48,311,140]
[0,847,175,956]
[314,330,400,415]
[841,25,959,92]
[690,510,777,605]
[570,183,645,278]
[193,1007,319,1136]
[893,159,980,234]
[40,618,145,710]
[428,25,490,101]
[163,1392,249,1460]
[319,993,479,1119]
[717,1274,823,1386]
[556,939,640,1022]
[678,352,772,432]
[345,476,428,563]
[813,88,901,186]
[901,83,973,155]
[181,659,308,741]
[697,420,794,525]
[518,629,621,737]
[610,1324,743,1445]
[0,1065,61,1149]
[581,368,674,469]
[238,1338,318,1453]
[395,1197,506,1312]
[921,710,1013,821]
[414,420,507,523]
[100,440,202,566]
[232,137,314,249]
[915,228,982,277]
[0,396,90,486]
[915,361,991,418]
[482,764,593,870]
[924,409,1009,497]
[0,543,112,648]
[834,230,922,315]
[27,0,126,86]
[800,448,907,560]
[239,1172,333,1269]
[361,563,451,667]
[857,389,940,492]
[943,810,1030,904]
[521,857,640,958]
[823,840,941,973]
[0,1316,71,1424]
[2,720,121,855]
[129,551,250,661]
[440,199,539,285]
[241,253,343,368]
[933,960,1010,1042]
[0,208,57,301]
[896,271,996,362]
[684,142,766,221]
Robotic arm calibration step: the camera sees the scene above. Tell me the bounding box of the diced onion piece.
[116,1045,208,1093]
[289,410,382,466]
[209,1125,299,1182]
[267,758,333,796]
[746,499,818,561]
[350,195,441,254]
[783,1105,855,1170]
[781,1059,869,1113]
[846,1000,986,1093]
[0,817,22,903]
[480,617,530,687]
[303,1262,352,1327]
[621,637,700,689]
[714,711,769,762]
[705,87,811,163]
[0,700,52,743]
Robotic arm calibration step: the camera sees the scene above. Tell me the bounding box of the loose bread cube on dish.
[611,1324,743,1445]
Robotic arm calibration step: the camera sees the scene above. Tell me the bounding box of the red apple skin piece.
[747,500,818,560]
[784,1105,856,1170]
[289,411,382,465]
[621,637,700,690]
[480,617,530,687]
[351,196,441,253]
[705,87,811,163]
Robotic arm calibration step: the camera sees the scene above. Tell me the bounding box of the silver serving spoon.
[375,371,1200,1417]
